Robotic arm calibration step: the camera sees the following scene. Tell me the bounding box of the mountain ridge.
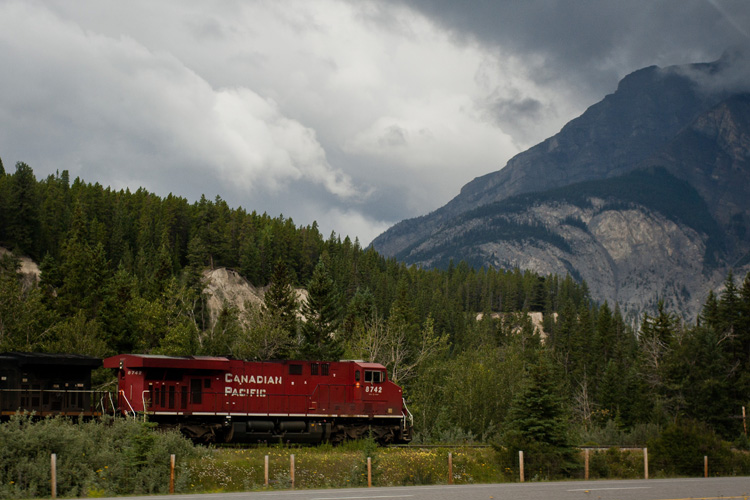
[372,54,750,320]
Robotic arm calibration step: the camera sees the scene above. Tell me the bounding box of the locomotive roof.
[102,354,386,370]
[103,354,230,370]
[0,352,102,368]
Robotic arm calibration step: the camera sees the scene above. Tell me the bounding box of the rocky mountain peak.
[371,54,750,321]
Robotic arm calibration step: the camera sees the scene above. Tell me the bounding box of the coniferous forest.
[1,160,750,453]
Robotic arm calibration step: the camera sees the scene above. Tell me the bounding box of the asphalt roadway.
[97,477,750,500]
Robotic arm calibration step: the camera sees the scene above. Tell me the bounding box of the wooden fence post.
[704,455,708,478]
[265,455,269,487]
[169,454,175,494]
[743,406,747,437]
[51,453,57,499]
[519,450,525,483]
[290,454,295,489]
[367,457,372,487]
[448,452,453,484]
[643,448,649,480]
[584,449,589,480]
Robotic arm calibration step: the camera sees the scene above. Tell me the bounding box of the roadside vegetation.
[2,416,750,498]
[2,161,750,496]
[0,414,204,499]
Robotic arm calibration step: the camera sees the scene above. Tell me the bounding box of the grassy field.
[183,443,507,492]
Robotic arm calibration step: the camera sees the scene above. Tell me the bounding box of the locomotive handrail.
[119,390,136,418]
[142,390,150,414]
[401,397,414,431]
[307,384,323,410]
[99,393,114,416]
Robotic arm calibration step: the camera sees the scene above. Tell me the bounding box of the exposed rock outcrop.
[372,54,750,321]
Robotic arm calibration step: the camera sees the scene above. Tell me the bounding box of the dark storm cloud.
[388,0,750,98]
[482,92,546,145]
[674,43,750,95]
[3,0,748,247]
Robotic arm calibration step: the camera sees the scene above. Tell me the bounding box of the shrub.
[588,448,643,479]
[647,419,731,477]
[0,414,205,498]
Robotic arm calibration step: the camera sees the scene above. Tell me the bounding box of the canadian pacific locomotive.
[104,354,413,444]
[1,352,413,445]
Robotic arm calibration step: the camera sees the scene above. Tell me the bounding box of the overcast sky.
[1,1,748,245]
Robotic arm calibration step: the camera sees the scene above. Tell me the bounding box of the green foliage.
[587,448,645,479]
[576,420,661,447]
[0,415,205,499]
[648,419,735,477]
[300,258,344,360]
[495,354,580,479]
[0,253,56,352]
[5,161,750,459]
[263,260,299,337]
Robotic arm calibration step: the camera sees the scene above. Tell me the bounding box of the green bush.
[647,419,732,477]
[588,448,644,479]
[577,420,661,447]
[0,414,205,498]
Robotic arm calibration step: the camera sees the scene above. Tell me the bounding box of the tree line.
[1,160,749,452]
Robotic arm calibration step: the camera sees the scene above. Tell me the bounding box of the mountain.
[371,52,750,322]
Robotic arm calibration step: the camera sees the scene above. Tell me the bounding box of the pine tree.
[699,290,720,328]
[263,260,299,337]
[498,353,577,478]
[6,162,40,257]
[300,258,344,360]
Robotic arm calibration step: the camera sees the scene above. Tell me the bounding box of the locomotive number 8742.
[103,354,413,445]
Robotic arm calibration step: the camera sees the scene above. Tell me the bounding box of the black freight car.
[0,352,108,417]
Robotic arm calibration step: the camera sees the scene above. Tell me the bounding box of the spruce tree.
[263,260,298,337]
[498,353,577,478]
[300,258,343,360]
[7,162,40,257]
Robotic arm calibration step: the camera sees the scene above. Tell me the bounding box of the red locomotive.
[103,354,413,444]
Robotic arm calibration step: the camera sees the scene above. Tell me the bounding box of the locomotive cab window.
[364,370,384,383]
[310,363,319,376]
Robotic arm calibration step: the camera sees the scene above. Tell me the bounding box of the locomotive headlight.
[355,382,360,388]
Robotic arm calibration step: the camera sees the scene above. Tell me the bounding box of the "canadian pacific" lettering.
[224,372,283,398]
[224,373,282,385]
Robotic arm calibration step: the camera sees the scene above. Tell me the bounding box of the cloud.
[319,207,394,247]
[672,43,750,95]
[0,1,357,202]
[2,0,746,247]
[385,0,749,100]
